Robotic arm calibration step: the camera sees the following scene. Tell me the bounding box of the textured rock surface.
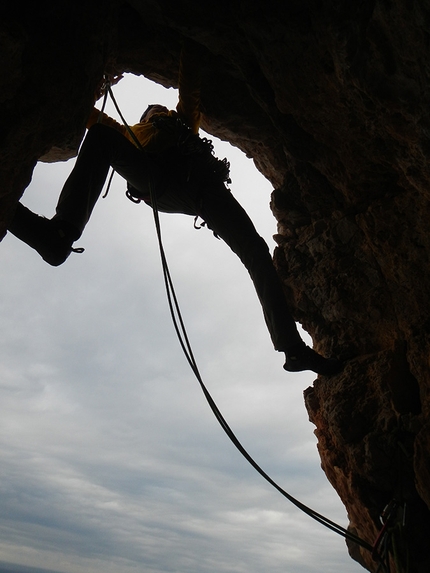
[2,1,430,571]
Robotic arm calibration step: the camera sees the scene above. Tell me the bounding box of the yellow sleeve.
[86,107,160,150]
[86,107,127,135]
[176,41,201,134]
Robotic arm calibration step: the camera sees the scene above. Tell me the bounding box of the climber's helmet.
[140,104,169,122]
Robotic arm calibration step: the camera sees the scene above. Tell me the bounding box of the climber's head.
[140,104,169,122]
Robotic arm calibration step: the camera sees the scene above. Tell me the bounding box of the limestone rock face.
[2,1,430,570]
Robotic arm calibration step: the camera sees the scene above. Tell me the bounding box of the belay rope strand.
[103,81,384,565]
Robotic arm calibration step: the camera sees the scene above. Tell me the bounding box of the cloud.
[0,75,362,573]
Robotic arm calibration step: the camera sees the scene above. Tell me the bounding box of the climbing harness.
[101,79,391,568]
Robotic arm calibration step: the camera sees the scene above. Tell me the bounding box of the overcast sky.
[0,75,364,573]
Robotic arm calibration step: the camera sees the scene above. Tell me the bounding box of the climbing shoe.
[7,203,83,267]
[284,344,344,376]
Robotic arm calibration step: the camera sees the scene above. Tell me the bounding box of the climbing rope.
[102,80,383,563]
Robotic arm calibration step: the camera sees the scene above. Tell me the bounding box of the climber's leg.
[55,123,156,234]
[143,171,299,349]
[8,124,159,266]
[194,182,304,353]
[144,173,302,351]
[197,185,343,374]
[155,177,343,375]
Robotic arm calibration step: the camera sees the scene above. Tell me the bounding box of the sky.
[0,75,365,573]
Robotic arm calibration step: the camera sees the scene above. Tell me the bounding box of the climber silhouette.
[7,42,343,376]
